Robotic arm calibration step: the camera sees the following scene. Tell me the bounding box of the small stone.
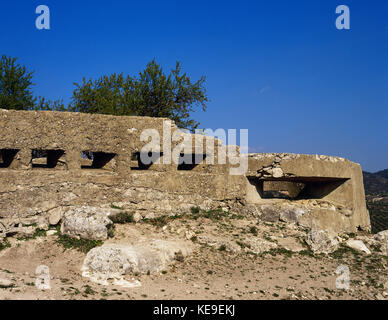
[47,230,56,236]
[185,230,195,240]
[0,278,14,288]
[133,212,142,223]
[345,239,371,255]
[271,167,284,178]
[48,208,63,226]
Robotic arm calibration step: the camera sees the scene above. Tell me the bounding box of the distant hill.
[375,169,388,179]
[363,170,388,195]
[363,170,388,233]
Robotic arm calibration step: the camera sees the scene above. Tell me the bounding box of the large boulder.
[279,206,306,224]
[61,206,113,240]
[374,230,388,255]
[258,205,280,223]
[306,229,339,254]
[81,239,192,287]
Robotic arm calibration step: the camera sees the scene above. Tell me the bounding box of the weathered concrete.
[0,109,371,236]
[246,153,370,233]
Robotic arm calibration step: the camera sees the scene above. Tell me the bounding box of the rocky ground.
[1,208,387,300]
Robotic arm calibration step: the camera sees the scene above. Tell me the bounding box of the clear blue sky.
[1,0,387,172]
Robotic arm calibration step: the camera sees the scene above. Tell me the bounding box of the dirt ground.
[0,215,387,300]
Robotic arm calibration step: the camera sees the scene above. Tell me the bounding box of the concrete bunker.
[247,176,349,200]
[0,109,371,234]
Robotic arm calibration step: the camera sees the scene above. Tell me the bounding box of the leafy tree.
[34,96,66,111]
[1,57,208,131]
[0,55,35,110]
[70,60,208,131]
[0,55,64,111]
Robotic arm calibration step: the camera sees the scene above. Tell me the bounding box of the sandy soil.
[0,215,387,300]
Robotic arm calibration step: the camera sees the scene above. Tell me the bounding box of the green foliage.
[329,245,360,260]
[0,55,65,111]
[198,208,228,221]
[109,212,135,224]
[299,249,315,258]
[1,57,207,130]
[363,171,388,195]
[17,228,47,241]
[265,248,294,258]
[218,244,227,251]
[69,60,208,131]
[249,226,258,236]
[236,241,248,249]
[144,216,170,228]
[0,282,14,289]
[0,55,35,110]
[34,96,66,111]
[190,206,200,214]
[107,225,115,238]
[367,197,388,233]
[0,238,11,251]
[110,204,124,210]
[55,233,103,253]
[83,285,96,296]
[363,170,388,233]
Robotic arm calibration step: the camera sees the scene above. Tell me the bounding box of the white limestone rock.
[81,239,192,287]
[61,206,113,240]
[374,230,388,256]
[345,239,371,255]
[306,229,339,254]
[0,278,14,288]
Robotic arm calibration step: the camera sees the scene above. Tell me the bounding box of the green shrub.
[17,228,47,241]
[144,216,169,228]
[109,212,134,224]
[0,238,11,251]
[56,234,103,253]
[190,206,200,214]
[219,244,227,251]
[249,226,258,236]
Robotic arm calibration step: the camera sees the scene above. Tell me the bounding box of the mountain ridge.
[363,170,388,195]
